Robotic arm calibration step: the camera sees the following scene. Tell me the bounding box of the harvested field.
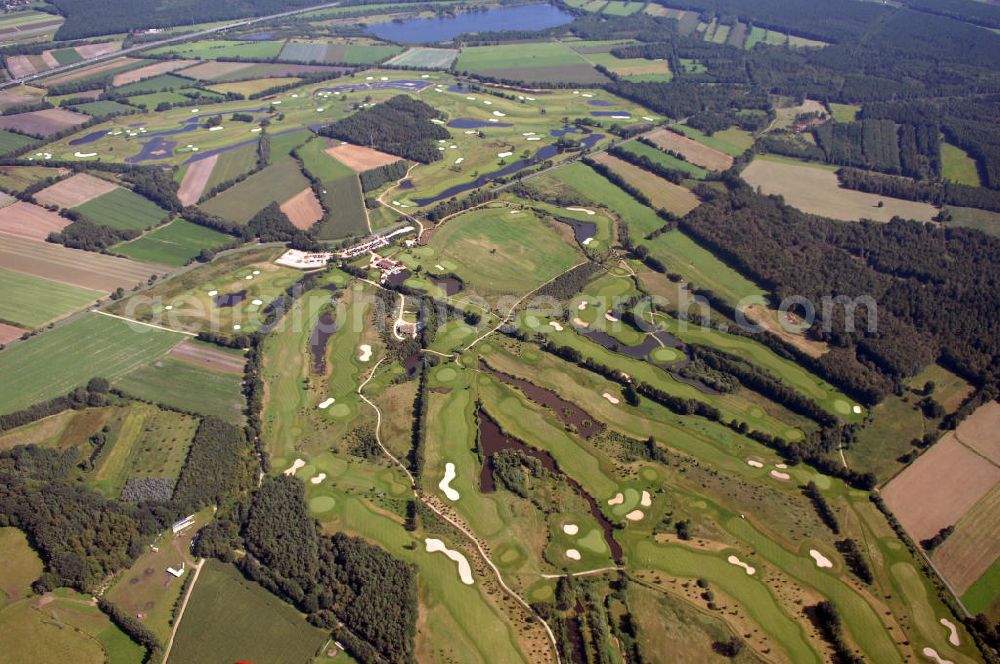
[0,201,70,240]
[741,158,938,223]
[33,172,117,208]
[0,322,22,344]
[280,188,324,230]
[111,59,197,87]
[951,400,1000,463]
[934,483,1000,595]
[325,142,401,172]
[0,233,163,292]
[0,165,67,192]
[176,60,255,81]
[0,108,89,138]
[206,77,300,97]
[5,55,41,78]
[386,47,458,69]
[883,432,1000,542]
[170,339,245,373]
[592,153,700,215]
[0,86,45,112]
[74,41,121,59]
[41,57,142,86]
[177,154,218,206]
[646,127,733,171]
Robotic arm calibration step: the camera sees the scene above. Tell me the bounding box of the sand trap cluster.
[641,490,652,507]
[602,392,620,405]
[318,398,335,409]
[809,549,833,568]
[747,459,764,468]
[438,462,460,501]
[563,523,579,535]
[566,549,581,560]
[548,321,564,331]
[940,618,960,646]
[358,344,372,362]
[922,648,954,664]
[310,473,326,484]
[770,470,791,480]
[727,555,756,575]
[283,458,305,476]
[625,510,644,521]
[425,538,474,585]
[608,492,625,506]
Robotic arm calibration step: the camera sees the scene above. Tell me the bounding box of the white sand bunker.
[438,462,460,501]
[602,392,620,405]
[852,405,862,414]
[604,311,619,322]
[573,317,589,328]
[625,510,644,521]
[566,206,595,215]
[358,344,372,362]
[641,490,652,507]
[727,555,756,575]
[207,290,218,296]
[770,470,791,480]
[922,648,954,664]
[563,523,579,535]
[425,538,474,585]
[582,237,594,246]
[577,301,588,310]
[318,397,335,409]
[809,549,833,568]
[549,321,564,331]
[74,151,97,158]
[775,463,788,469]
[283,458,305,476]
[566,549,581,561]
[310,473,326,484]
[251,299,263,306]
[608,492,624,506]
[747,459,764,468]
[232,324,241,330]
[940,618,960,646]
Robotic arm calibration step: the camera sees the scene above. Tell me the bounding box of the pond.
[369,3,574,44]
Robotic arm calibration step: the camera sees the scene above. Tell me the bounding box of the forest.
[319,95,449,164]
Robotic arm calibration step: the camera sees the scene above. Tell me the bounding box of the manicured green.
[114,218,233,266]
[73,187,170,231]
[0,268,101,328]
[0,313,184,414]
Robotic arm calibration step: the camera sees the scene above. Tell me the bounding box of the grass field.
[0,129,38,157]
[114,218,233,266]
[115,356,245,424]
[456,41,607,84]
[647,229,767,305]
[602,0,644,15]
[0,267,101,328]
[941,142,982,187]
[0,313,184,414]
[73,187,170,231]
[169,560,329,664]
[298,137,368,240]
[0,528,43,601]
[944,205,1000,238]
[202,143,258,193]
[115,73,197,96]
[66,100,134,119]
[550,161,663,236]
[591,152,700,215]
[206,76,301,96]
[616,139,708,178]
[0,165,63,192]
[669,124,754,157]
[420,205,580,294]
[152,39,285,60]
[200,158,310,224]
[827,102,860,123]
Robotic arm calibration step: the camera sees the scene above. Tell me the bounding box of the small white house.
[171,515,195,535]
[166,563,185,578]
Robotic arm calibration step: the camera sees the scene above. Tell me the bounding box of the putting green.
[577,528,608,554]
[309,496,336,513]
[611,488,640,516]
[784,428,805,441]
[650,347,681,363]
[833,399,851,415]
[436,367,457,382]
[326,403,351,418]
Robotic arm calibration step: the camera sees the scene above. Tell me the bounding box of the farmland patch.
[646,127,733,171]
[33,171,118,209]
[0,268,101,328]
[0,108,89,138]
[0,200,70,240]
[114,218,233,266]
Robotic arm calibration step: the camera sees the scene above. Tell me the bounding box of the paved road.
[0,1,343,90]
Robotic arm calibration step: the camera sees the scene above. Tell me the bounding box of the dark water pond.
[309,310,337,374]
[447,118,512,129]
[214,290,247,308]
[432,276,463,296]
[553,216,597,244]
[315,79,432,94]
[370,3,573,44]
[477,410,622,561]
[588,99,614,107]
[399,179,413,189]
[591,111,632,118]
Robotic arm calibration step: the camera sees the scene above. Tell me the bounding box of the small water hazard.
[309,310,337,374]
[213,290,247,308]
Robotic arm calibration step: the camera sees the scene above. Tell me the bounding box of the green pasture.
[150,38,285,60]
[114,218,234,266]
[0,528,43,602]
[670,124,754,156]
[550,161,663,236]
[0,165,60,192]
[616,139,708,178]
[73,187,170,231]
[49,47,82,65]
[827,102,860,123]
[66,100,134,119]
[602,1,644,15]
[200,158,309,224]
[0,129,38,157]
[169,560,329,664]
[297,138,368,239]
[203,142,259,192]
[116,73,200,96]
[944,205,1000,238]
[941,142,982,187]
[0,268,101,328]
[115,356,245,424]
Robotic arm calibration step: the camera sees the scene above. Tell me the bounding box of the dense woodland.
[319,95,449,164]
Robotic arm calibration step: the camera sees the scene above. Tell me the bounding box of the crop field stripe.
[113,218,233,266]
[0,267,101,328]
[199,159,311,225]
[115,356,246,424]
[315,174,368,240]
[73,187,170,231]
[0,313,185,414]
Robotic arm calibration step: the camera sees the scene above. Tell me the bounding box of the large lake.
[369,3,574,44]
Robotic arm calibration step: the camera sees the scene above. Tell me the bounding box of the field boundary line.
[93,310,197,336]
[162,557,205,664]
[357,358,562,664]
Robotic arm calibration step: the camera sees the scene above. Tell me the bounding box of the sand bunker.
[809,549,833,568]
[940,618,960,646]
[566,549,581,560]
[922,648,954,664]
[604,311,619,322]
[563,523,579,535]
[310,473,326,484]
[573,317,589,328]
[358,344,372,362]
[727,555,756,575]
[775,463,788,469]
[207,290,218,296]
[425,538,474,585]
[602,392,620,405]
[438,462,460,501]
[608,493,625,506]
[577,301,588,310]
[747,459,764,468]
[641,490,652,507]
[548,321,564,331]
[625,510,644,521]
[582,237,594,246]
[318,398,335,409]
[770,470,791,480]
[251,299,263,306]
[566,206,595,215]
[852,405,862,414]
[74,151,97,158]
[283,458,305,476]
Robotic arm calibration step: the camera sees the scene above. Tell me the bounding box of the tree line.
[318,95,449,164]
